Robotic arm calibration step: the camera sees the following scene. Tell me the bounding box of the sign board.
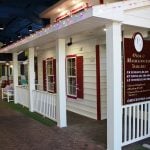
[124,33,150,104]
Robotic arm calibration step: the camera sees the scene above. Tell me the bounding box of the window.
[66,55,83,99]
[47,59,54,92]
[66,57,77,97]
[43,58,56,93]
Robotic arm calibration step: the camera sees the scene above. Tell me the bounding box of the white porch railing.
[32,90,56,121]
[122,101,150,146]
[16,85,30,108]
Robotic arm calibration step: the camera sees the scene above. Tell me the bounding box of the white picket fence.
[122,101,150,146]
[32,90,57,121]
[16,85,30,108]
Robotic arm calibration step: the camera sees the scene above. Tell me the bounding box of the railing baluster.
[141,104,143,137]
[124,107,127,143]
[128,106,131,141]
[144,104,147,136]
[133,105,135,139]
[148,103,150,136]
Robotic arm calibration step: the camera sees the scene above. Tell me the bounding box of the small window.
[46,58,56,93]
[66,57,77,97]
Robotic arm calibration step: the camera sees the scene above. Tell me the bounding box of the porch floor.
[0,100,150,150]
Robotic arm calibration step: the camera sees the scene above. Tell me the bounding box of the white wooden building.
[0,0,150,150]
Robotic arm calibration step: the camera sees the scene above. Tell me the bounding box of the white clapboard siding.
[67,100,97,119]
[100,44,107,119]
[84,70,96,76]
[84,94,97,101]
[84,58,96,65]
[84,64,96,70]
[84,88,96,96]
[84,76,96,83]
[84,83,96,89]
[66,38,97,119]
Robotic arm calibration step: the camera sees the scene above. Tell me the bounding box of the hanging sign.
[123,32,150,104]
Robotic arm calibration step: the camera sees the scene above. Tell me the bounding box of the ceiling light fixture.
[10,38,13,43]
[28,26,32,32]
[0,27,4,30]
[17,33,21,38]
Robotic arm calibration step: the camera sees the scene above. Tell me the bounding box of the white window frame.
[66,56,77,97]
[46,58,55,93]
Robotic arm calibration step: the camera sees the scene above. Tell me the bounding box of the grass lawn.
[4,101,56,127]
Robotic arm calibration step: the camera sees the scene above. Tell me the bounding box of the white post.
[28,47,35,112]
[106,22,122,150]
[56,39,67,128]
[13,52,18,104]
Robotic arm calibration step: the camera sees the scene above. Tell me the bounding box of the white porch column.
[56,39,67,128]
[28,47,35,112]
[13,52,18,104]
[106,22,122,150]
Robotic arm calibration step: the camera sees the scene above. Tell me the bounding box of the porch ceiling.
[0,9,110,53]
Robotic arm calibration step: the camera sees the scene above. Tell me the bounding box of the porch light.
[103,28,107,31]
[10,65,13,68]
[5,62,9,66]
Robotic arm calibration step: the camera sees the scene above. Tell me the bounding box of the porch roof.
[0,0,149,53]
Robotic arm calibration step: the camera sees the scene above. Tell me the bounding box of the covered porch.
[0,1,150,150]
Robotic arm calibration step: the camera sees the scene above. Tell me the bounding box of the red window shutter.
[43,60,47,91]
[99,0,104,4]
[53,59,57,93]
[77,56,84,99]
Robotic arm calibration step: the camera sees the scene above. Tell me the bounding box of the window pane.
[67,57,77,97]
[68,77,76,96]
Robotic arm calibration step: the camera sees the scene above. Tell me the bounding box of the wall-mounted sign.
[134,32,143,53]
[123,33,150,104]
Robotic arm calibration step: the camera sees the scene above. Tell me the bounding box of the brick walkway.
[0,101,106,150]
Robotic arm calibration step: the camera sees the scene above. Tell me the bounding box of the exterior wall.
[36,37,108,120]
[37,48,55,90]
[66,38,97,119]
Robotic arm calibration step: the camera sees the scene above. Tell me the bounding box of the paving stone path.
[0,101,106,150]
